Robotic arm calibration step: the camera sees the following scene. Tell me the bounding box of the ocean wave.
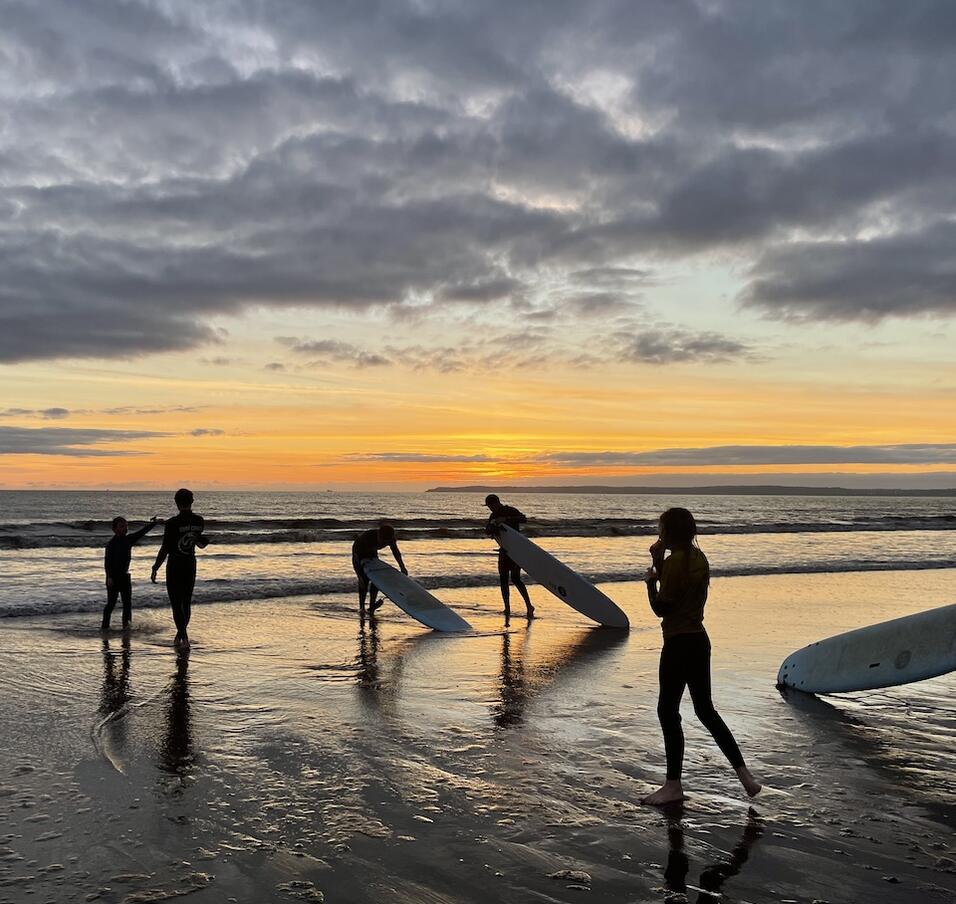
[1,557,953,618]
[1,514,955,550]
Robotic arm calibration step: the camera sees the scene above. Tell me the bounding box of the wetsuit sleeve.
[104,543,113,576]
[648,556,679,617]
[153,521,174,570]
[128,522,154,545]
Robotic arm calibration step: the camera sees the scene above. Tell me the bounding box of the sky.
[1,0,954,490]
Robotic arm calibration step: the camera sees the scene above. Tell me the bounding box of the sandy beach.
[1,569,953,903]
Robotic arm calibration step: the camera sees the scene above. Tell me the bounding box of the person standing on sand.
[484,494,535,623]
[151,488,208,648]
[352,523,407,616]
[642,507,760,806]
[102,515,158,631]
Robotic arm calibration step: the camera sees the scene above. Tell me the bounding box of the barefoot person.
[642,507,760,806]
[484,494,534,623]
[151,488,208,648]
[102,515,158,631]
[352,523,406,617]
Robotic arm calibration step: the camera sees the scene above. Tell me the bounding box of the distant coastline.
[427,484,956,497]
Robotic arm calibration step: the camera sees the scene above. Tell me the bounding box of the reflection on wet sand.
[99,632,131,716]
[356,616,383,692]
[96,633,132,772]
[663,806,763,902]
[159,649,194,787]
[493,627,629,729]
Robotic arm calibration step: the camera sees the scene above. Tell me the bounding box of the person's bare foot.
[641,780,686,806]
[736,766,762,797]
[370,598,384,613]
[525,605,535,620]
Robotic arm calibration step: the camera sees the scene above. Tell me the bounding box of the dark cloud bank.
[2,1,955,364]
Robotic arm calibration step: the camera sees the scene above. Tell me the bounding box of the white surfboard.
[495,525,629,629]
[363,559,471,633]
[777,603,956,694]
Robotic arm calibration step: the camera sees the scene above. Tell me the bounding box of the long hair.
[658,507,708,587]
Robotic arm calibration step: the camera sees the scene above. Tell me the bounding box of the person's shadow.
[663,806,763,902]
[158,648,194,787]
[492,627,628,729]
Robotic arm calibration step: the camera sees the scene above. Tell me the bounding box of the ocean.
[1,489,954,617]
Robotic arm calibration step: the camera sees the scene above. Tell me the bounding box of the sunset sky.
[1,1,954,490]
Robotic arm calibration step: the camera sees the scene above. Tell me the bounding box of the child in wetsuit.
[642,507,761,806]
[102,515,157,630]
[151,488,208,648]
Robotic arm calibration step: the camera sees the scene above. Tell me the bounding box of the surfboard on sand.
[494,525,629,629]
[777,602,956,694]
[363,559,471,633]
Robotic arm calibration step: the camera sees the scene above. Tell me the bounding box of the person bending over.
[102,515,158,631]
[484,494,534,623]
[151,488,208,648]
[642,506,760,806]
[352,523,406,616]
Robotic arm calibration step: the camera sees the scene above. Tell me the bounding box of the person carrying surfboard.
[102,514,158,631]
[642,507,760,806]
[484,494,535,623]
[352,523,407,616]
[151,488,208,649]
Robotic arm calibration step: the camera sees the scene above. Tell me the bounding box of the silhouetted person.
[642,507,760,806]
[484,494,534,623]
[151,488,207,648]
[102,515,157,630]
[351,523,406,616]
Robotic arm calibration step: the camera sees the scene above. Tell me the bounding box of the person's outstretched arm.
[129,516,158,545]
[390,541,408,574]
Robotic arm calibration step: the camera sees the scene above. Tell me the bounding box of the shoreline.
[0,570,953,903]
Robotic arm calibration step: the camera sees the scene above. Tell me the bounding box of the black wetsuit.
[351,529,387,579]
[102,522,155,629]
[153,512,205,637]
[486,505,527,570]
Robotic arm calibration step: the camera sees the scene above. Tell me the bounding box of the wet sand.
[1,569,954,903]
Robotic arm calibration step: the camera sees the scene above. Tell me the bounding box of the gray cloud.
[277,337,391,368]
[0,426,167,456]
[614,329,753,364]
[743,221,956,320]
[346,453,494,463]
[538,444,956,467]
[2,0,956,365]
[0,407,70,419]
[189,428,225,437]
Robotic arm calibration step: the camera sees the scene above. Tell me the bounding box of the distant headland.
[427,484,956,497]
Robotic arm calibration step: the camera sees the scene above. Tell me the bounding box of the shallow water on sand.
[0,570,954,903]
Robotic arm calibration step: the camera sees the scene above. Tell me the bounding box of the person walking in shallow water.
[102,514,157,631]
[151,488,207,648]
[642,507,760,806]
[484,494,534,623]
